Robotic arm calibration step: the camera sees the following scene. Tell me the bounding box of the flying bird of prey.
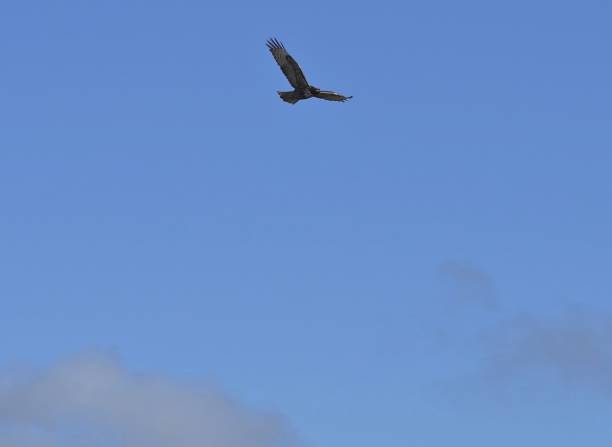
[266,38,353,104]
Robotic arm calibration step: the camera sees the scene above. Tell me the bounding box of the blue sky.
[1,0,611,446]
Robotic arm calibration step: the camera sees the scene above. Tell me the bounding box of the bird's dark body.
[266,38,352,104]
[278,87,318,103]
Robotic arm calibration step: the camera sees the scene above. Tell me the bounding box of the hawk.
[266,38,353,104]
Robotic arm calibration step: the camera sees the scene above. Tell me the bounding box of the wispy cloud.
[483,310,612,392]
[434,261,612,397]
[0,353,294,447]
[437,260,498,310]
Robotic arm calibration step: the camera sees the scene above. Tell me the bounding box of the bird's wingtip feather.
[266,37,285,51]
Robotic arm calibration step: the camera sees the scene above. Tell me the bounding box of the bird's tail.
[313,90,353,102]
[277,90,301,104]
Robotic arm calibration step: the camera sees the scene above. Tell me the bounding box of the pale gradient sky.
[1,0,612,446]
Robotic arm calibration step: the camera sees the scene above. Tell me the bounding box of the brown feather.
[313,91,353,102]
[266,38,309,90]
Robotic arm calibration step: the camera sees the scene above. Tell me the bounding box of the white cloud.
[0,353,294,447]
[0,429,61,447]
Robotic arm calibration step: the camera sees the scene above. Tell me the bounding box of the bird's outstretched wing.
[313,90,353,102]
[266,38,309,90]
